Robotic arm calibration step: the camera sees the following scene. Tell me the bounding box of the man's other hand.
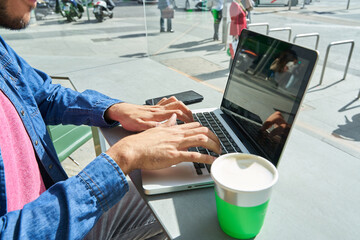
[105,97,194,132]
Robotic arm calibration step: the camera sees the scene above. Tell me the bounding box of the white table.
[101,117,359,240]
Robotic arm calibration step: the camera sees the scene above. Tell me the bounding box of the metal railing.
[247,23,270,35]
[319,40,355,85]
[223,21,236,51]
[293,33,320,50]
[268,27,292,42]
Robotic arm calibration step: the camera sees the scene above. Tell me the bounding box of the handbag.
[161,8,174,19]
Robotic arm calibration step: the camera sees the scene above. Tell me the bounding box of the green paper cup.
[211,153,278,239]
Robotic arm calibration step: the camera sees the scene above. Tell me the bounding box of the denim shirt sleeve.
[33,68,123,127]
[0,153,129,240]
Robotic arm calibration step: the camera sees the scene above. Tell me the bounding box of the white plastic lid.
[211,153,278,192]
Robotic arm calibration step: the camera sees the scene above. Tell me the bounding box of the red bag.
[229,39,238,59]
[161,8,174,19]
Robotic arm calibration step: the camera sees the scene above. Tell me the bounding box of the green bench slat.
[48,124,92,162]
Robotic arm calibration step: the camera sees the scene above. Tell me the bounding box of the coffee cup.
[211,153,278,239]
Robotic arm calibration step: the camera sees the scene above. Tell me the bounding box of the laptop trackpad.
[142,162,214,195]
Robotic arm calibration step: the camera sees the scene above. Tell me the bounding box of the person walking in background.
[207,0,224,41]
[228,0,247,68]
[230,0,247,40]
[158,0,174,33]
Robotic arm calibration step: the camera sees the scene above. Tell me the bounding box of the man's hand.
[105,97,194,132]
[105,116,221,175]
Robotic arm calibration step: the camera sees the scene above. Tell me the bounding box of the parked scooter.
[93,0,115,22]
[62,0,84,22]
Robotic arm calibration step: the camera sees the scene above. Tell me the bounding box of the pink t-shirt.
[0,90,46,212]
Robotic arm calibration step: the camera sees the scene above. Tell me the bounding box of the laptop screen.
[221,29,317,165]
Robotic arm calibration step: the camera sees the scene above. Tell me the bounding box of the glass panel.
[142,0,231,89]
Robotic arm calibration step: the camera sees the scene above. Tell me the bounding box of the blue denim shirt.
[0,36,129,239]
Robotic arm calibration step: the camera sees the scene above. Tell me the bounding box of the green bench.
[47,124,93,162]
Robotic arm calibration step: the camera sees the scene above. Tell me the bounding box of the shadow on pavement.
[194,68,229,81]
[169,38,214,49]
[119,52,147,58]
[307,79,345,93]
[169,39,223,53]
[332,113,360,141]
[339,97,360,112]
[114,32,159,39]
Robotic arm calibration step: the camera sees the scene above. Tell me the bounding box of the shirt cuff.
[77,153,129,212]
[91,97,123,127]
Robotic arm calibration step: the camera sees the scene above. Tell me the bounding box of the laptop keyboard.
[178,112,242,175]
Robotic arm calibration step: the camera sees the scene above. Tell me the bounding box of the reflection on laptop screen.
[221,30,317,165]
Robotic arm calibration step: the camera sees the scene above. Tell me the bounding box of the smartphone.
[145,90,204,105]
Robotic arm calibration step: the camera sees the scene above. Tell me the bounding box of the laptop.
[141,29,318,195]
